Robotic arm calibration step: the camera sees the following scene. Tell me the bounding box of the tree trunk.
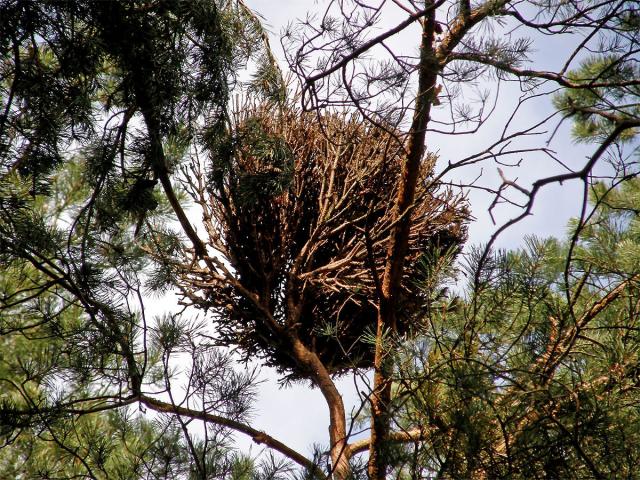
[290,338,352,479]
[368,5,439,479]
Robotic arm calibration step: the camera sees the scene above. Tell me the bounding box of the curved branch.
[139,111,209,260]
[436,0,512,61]
[477,120,638,287]
[539,274,640,382]
[139,395,325,478]
[350,427,428,454]
[303,1,446,86]
[446,52,640,90]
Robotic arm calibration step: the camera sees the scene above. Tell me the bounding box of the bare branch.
[139,395,324,477]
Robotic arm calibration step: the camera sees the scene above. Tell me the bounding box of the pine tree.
[2,0,640,479]
[0,2,278,478]
[384,50,640,478]
[387,176,640,477]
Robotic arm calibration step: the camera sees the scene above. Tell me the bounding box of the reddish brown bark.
[290,337,352,479]
[368,6,439,479]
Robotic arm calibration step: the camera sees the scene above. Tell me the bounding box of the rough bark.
[368,7,439,479]
[290,337,352,479]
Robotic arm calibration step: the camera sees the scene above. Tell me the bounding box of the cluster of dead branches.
[173,103,468,380]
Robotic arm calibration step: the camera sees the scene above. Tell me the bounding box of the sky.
[229,0,604,459]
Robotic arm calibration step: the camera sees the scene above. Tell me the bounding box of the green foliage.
[0,1,279,477]
[391,179,640,478]
[230,116,295,205]
[553,55,640,142]
[388,51,639,473]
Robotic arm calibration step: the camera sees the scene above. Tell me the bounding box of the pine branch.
[139,394,325,478]
[447,52,640,90]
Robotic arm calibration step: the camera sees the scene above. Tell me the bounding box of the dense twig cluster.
[177,105,468,379]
